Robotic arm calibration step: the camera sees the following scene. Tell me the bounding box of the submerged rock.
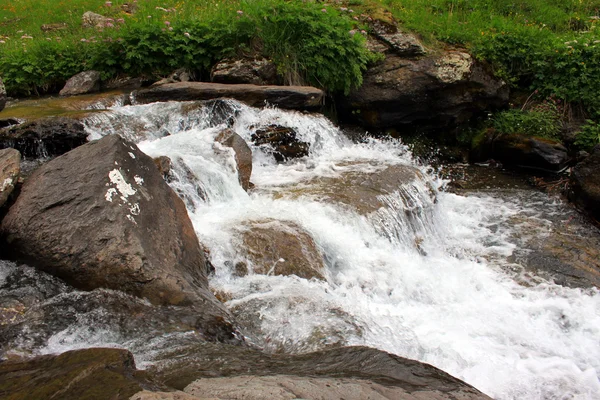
[570,145,600,222]
[0,348,159,400]
[215,128,252,191]
[270,164,433,215]
[211,57,279,86]
[338,49,508,130]
[0,117,87,158]
[0,135,226,314]
[251,124,309,161]
[133,82,323,110]
[0,148,20,208]
[237,220,325,280]
[60,70,102,97]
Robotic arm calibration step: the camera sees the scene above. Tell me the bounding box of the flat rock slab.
[0,148,20,208]
[148,344,491,399]
[0,348,157,400]
[133,82,323,110]
[184,374,492,400]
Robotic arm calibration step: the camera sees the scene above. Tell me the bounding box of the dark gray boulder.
[251,125,309,161]
[59,70,102,96]
[491,134,569,172]
[570,145,600,221]
[133,82,323,110]
[338,49,508,130]
[0,117,87,158]
[0,135,226,314]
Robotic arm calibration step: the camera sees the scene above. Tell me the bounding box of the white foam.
[81,100,600,400]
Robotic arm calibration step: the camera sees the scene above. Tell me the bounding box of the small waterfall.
[6,99,597,400]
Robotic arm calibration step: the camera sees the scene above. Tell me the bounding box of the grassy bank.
[0,0,372,96]
[1,0,600,149]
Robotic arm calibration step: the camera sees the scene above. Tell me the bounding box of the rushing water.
[3,99,599,400]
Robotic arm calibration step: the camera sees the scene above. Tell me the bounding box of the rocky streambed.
[0,93,599,400]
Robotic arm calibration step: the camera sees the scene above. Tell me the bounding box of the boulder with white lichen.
[0,135,234,339]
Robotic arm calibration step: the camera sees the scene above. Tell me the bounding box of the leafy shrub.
[255,2,372,94]
[574,120,600,151]
[491,105,561,138]
[0,1,373,96]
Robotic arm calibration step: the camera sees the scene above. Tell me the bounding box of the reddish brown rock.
[215,128,252,191]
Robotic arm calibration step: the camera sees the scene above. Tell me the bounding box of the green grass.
[2,0,600,143]
[0,0,373,96]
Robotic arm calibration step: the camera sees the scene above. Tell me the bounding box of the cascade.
[1,100,599,400]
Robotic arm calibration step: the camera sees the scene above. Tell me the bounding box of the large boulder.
[0,148,20,208]
[184,374,489,400]
[147,344,492,400]
[0,348,159,400]
[211,58,279,86]
[251,125,309,161]
[570,145,600,221]
[215,128,252,191]
[133,82,323,110]
[338,47,508,130]
[0,76,6,112]
[59,70,102,96]
[0,135,223,310]
[0,117,87,158]
[236,220,325,280]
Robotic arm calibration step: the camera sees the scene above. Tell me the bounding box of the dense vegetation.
[1,0,600,149]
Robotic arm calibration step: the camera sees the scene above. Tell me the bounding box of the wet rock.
[237,220,325,280]
[0,77,6,112]
[0,119,20,129]
[0,117,87,158]
[133,82,323,110]
[0,135,226,313]
[215,128,252,191]
[251,125,309,161]
[338,51,508,130]
[0,148,20,208]
[0,262,239,356]
[59,70,102,96]
[270,164,432,215]
[211,58,279,86]
[491,134,569,172]
[154,155,173,181]
[570,145,600,222]
[148,344,491,400]
[0,348,159,400]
